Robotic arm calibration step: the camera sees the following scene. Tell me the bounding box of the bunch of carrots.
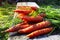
[3,6,53,39]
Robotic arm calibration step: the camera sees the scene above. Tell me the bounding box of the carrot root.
[18,21,51,34]
[27,27,53,38]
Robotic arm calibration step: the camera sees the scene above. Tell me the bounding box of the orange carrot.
[27,27,53,38]
[17,14,25,19]
[5,22,30,32]
[14,10,32,15]
[17,14,43,23]
[31,6,37,11]
[18,21,51,34]
[14,6,38,15]
[17,6,32,10]
[17,6,37,11]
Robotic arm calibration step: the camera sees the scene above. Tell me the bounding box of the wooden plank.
[17,2,40,8]
[8,2,40,40]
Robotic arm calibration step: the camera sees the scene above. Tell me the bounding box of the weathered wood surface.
[8,35,60,40]
[17,2,39,8]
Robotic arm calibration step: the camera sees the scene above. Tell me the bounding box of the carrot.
[20,24,31,29]
[17,14,43,23]
[27,27,53,38]
[18,21,51,34]
[17,6,37,11]
[14,9,32,15]
[17,6,32,10]
[31,6,38,11]
[17,14,25,19]
[14,6,38,15]
[5,22,30,32]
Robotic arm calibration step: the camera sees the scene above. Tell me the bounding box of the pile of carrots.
[4,6,53,39]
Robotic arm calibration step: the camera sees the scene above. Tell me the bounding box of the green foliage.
[38,5,60,29]
[29,10,39,17]
[37,0,60,5]
[0,4,23,40]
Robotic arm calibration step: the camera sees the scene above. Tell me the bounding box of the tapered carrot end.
[13,10,16,12]
[13,10,19,12]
